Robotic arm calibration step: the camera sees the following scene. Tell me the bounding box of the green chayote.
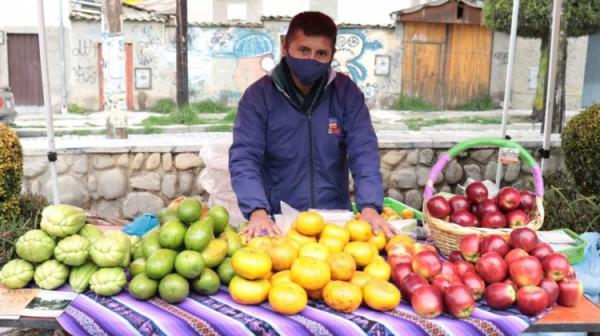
[78,224,104,244]
[69,262,99,293]
[54,234,90,266]
[89,267,126,296]
[15,230,55,263]
[90,231,130,267]
[0,259,34,289]
[34,259,69,290]
[41,204,86,238]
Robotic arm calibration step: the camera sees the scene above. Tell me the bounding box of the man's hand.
[359,207,394,239]
[240,209,281,238]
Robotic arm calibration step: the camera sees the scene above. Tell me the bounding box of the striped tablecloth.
[56,286,546,336]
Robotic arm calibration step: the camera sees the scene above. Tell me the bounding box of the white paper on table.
[274,201,300,235]
[308,208,355,227]
[537,230,577,245]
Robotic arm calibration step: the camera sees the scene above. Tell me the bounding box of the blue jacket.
[229,69,383,218]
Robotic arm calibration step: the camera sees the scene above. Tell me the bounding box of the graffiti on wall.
[72,65,97,84]
[333,29,383,81]
[131,26,162,66]
[72,39,96,57]
[103,32,126,127]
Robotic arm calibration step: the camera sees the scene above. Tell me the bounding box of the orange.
[401,208,415,219]
[322,281,363,313]
[320,224,350,244]
[385,234,415,252]
[299,242,330,261]
[291,257,331,291]
[364,260,391,281]
[362,279,401,311]
[345,220,372,242]
[269,282,308,315]
[382,206,397,217]
[271,236,288,247]
[268,241,298,271]
[231,247,272,280]
[344,241,375,267]
[318,236,346,253]
[247,236,273,252]
[306,288,323,300]
[295,212,324,236]
[260,271,273,280]
[369,243,380,260]
[327,252,357,281]
[350,271,373,288]
[286,229,317,247]
[369,232,387,251]
[271,270,293,286]
[229,275,271,305]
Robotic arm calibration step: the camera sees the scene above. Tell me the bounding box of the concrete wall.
[213,0,263,23]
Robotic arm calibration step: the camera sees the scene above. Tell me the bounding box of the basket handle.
[423,137,544,200]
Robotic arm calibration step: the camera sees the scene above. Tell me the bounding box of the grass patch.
[68,104,91,115]
[149,98,177,114]
[391,95,437,112]
[206,124,233,132]
[142,105,210,127]
[189,100,235,114]
[55,129,103,136]
[222,111,237,123]
[455,95,498,111]
[404,116,502,130]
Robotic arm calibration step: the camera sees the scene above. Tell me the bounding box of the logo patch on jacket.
[328,117,341,135]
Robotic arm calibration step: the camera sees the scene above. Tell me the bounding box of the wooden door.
[7,34,43,105]
[98,42,133,111]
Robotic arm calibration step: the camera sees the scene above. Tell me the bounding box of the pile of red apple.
[426,182,536,228]
[388,227,584,319]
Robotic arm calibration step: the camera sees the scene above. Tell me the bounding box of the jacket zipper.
[307,110,316,209]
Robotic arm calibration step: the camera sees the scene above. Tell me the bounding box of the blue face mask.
[285,55,330,86]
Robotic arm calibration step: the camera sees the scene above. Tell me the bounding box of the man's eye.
[319,51,328,57]
[299,47,308,54]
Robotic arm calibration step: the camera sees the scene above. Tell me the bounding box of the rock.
[56,156,72,174]
[116,154,129,168]
[445,160,464,184]
[162,174,177,198]
[122,192,164,219]
[162,153,173,171]
[24,157,47,178]
[381,167,392,188]
[484,161,498,181]
[72,156,88,174]
[504,163,521,182]
[418,148,434,166]
[132,153,145,170]
[391,168,417,189]
[145,153,161,170]
[440,185,452,194]
[521,162,532,174]
[387,189,404,202]
[93,155,114,170]
[96,200,120,218]
[470,149,494,164]
[458,151,469,159]
[88,175,97,192]
[382,150,407,167]
[31,180,42,195]
[97,169,128,200]
[91,192,100,201]
[175,153,202,170]
[464,164,482,181]
[406,150,419,165]
[195,173,205,194]
[179,172,194,195]
[45,175,88,207]
[131,172,161,191]
[405,190,423,209]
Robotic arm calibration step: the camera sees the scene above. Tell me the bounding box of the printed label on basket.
[499,147,520,165]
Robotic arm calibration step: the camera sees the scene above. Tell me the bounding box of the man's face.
[284,30,335,64]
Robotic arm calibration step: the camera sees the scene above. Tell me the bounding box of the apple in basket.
[516,286,548,316]
[542,253,570,281]
[509,227,538,252]
[454,260,476,277]
[531,243,554,262]
[480,235,510,258]
[506,210,530,228]
[444,284,476,319]
[476,252,508,284]
[558,278,584,307]
[451,210,479,227]
[411,285,444,318]
[509,256,543,287]
[461,272,486,300]
[427,195,451,220]
[412,251,442,280]
[459,234,481,262]
[497,187,521,212]
[481,211,507,229]
[466,181,488,204]
[484,282,516,310]
[520,191,536,212]
[400,273,429,301]
[449,251,464,262]
[504,248,529,265]
[449,195,471,213]
[476,200,500,219]
[539,277,560,307]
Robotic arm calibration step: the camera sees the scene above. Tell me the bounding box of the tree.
[176,0,189,107]
[483,0,600,132]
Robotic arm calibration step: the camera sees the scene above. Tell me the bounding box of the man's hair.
[285,11,337,49]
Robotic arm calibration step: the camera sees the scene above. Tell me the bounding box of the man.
[229,11,392,239]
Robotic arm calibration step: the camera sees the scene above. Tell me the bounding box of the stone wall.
[21,145,563,219]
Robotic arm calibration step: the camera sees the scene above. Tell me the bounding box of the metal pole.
[58,0,68,114]
[541,0,563,172]
[37,0,59,204]
[495,0,520,188]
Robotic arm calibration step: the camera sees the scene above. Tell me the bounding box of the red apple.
[392,262,414,283]
[497,187,521,212]
[449,195,471,213]
[427,195,451,220]
[476,200,500,218]
[400,273,429,301]
[531,243,554,262]
[461,272,486,300]
[480,235,510,258]
[431,274,462,294]
[440,260,458,279]
[516,286,548,316]
[484,282,516,310]
[454,260,476,277]
[539,277,559,307]
[444,285,476,318]
[412,251,442,280]
[481,211,507,229]
[504,248,529,265]
[509,227,538,252]
[387,244,412,257]
[466,182,488,204]
[542,253,570,281]
[509,256,543,287]
[388,254,413,268]
[504,278,518,292]
[412,243,438,256]
[566,266,577,279]
[506,209,530,228]
[411,285,444,318]
[451,210,479,227]
[558,278,583,307]
[520,191,536,212]
[459,234,481,262]
[449,250,464,262]
[476,252,508,284]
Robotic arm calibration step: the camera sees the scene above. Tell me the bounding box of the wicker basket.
[422,138,545,257]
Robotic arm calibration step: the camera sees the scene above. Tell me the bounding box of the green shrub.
[391,95,437,111]
[68,104,90,114]
[150,98,177,114]
[456,95,498,111]
[189,100,235,114]
[561,104,600,196]
[0,125,23,225]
